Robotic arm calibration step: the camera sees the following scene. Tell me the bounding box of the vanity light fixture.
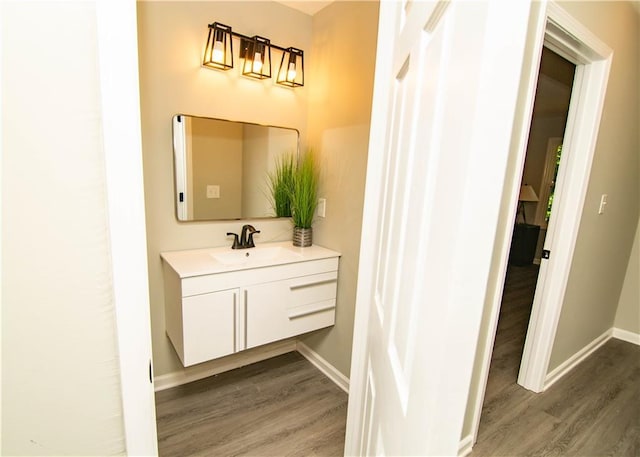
[202,22,304,87]
[241,36,272,80]
[277,47,304,87]
[202,22,233,70]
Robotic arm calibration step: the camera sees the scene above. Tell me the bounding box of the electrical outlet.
[317,198,326,218]
[207,185,220,199]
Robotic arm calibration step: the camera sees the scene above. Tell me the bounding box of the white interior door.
[345,1,533,455]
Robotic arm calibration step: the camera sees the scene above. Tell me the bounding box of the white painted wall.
[2,2,127,454]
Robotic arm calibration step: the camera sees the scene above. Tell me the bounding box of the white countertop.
[161,241,341,278]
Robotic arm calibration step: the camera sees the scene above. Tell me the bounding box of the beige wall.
[300,1,379,376]
[137,1,313,376]
[241,125,270,217]
[2,2,125,454]
[614,218,640,334]
[549,1,639,370]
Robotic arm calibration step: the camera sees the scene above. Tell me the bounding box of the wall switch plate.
[598,193,607,214]
[207,185,220,199]
[317,198,326,218]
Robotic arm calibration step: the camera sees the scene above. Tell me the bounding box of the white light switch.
[317,198,326,218]
[598,194,607,214]
[207,185,220,199]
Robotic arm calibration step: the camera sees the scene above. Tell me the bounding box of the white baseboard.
[154,339,296,392]
[296,341,349,393]
[612,327,640,346]
[544,328,612,390]
[458,434,473,457]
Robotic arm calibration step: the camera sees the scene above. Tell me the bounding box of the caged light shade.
[277,47,304,87]
[241,36,271,80]
[203,22,233,70]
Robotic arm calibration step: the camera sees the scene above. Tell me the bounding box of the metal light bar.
[202,22,304,87]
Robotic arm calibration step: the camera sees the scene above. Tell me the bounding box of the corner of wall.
[299,0,380,377]
[614,217,640,334]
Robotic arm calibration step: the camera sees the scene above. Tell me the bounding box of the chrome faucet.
[227,224,260,249]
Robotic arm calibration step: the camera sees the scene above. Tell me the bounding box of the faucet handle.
[226,232,241,249]
[247,230,261,248]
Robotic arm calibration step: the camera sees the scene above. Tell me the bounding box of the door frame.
[468,0,612,447]
[97,0,159,454]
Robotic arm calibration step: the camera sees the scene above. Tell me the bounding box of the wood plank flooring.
[155,352,348,457]
[471,264,640,456]
[156,264,639,456]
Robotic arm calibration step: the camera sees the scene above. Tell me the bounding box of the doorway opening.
[467,3,614,450]
[512,48,575,268]
[475,45,575,443]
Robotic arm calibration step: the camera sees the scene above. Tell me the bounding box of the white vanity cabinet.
[161,242,340,367]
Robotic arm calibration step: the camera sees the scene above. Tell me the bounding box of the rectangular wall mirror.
[172,114,299,221]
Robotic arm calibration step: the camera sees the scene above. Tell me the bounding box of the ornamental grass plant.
[290,151,318,229]
[268,152,296,217]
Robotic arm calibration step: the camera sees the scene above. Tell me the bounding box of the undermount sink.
[211,246,302,266]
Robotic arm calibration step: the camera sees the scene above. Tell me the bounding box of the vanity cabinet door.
[182,289,238,366]
[245,271,338,349]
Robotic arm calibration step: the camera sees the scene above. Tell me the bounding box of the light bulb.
[287,62,297,81]
[212,40,224,63]
[252,52,263,73]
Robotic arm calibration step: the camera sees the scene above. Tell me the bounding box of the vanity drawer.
[245,271,337,349]
[181,257,339,297]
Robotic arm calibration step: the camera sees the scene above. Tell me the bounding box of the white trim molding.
[612,328,640,346]
[458,434,474,457]
[154,340,296,392]
[296,341,350,393]
[544,329,612,390]
[517,0,613,393]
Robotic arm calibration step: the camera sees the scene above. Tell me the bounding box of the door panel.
[346,1,533,455]
[182,289,237,366]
